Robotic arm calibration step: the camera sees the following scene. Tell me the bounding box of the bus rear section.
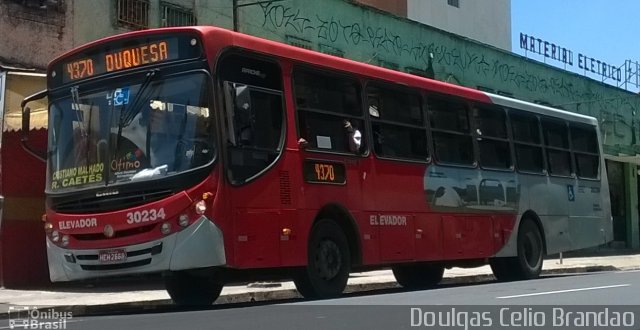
[23,26,612,305]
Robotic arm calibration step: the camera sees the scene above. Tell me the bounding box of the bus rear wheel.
[294,219,351,299]
[490,218,544,281]
[165,270,223,306]
[392,263,444,289]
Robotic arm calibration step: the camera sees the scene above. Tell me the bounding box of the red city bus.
[22,26,612,305]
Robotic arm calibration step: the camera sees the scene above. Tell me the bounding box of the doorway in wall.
[606,160,626,245]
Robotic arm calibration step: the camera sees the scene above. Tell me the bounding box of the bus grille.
[75,243,162,271]
[54,190,174,214]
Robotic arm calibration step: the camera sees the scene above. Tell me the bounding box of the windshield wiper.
[120,69,159,127]
[111,69,160,176]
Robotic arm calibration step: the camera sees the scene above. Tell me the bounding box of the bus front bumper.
[46,217,226,282]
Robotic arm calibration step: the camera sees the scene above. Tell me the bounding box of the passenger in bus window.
[344,119,362,153]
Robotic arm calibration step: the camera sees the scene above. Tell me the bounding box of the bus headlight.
[178,214,189,227]
[161,222,171,235]
[194,200,206,215]
[44,222,54,233]
[103,225,115,238]
[61,235,69,247]
[51,230,60,242]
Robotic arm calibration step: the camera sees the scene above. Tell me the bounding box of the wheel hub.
[315,239,342,280]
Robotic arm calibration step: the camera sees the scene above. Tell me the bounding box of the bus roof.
[486,93,598,126]
[52,26,598,126]
[215,26,599,126]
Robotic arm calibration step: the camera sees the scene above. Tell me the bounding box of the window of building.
[116,0,149,30]
[510,112,544,173]
[294,69,364,154]
[368,84,427,161]
[428,96,474,165]
[542,118,572,176]
[474,105,511,169]
[447,0,460,8]
[571,124,600,179]
[161,2,196,27]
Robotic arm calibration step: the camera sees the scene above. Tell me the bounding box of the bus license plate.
[98,249,127,263]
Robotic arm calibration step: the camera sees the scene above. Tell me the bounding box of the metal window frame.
[115,0,150,30]
[160,1,196,27]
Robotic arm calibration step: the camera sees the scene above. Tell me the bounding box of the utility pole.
[232,0,238,31]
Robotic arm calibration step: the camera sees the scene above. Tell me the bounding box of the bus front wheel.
[490,218,544,281]
[392,263,444,289]
[165,270,223,306]
[294,219,351,299]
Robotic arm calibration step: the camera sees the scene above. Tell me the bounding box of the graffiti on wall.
[254,1,640,151]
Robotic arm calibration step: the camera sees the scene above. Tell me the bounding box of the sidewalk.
[1,253,639,316]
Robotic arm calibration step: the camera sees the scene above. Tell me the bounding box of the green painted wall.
[229,0,640,156]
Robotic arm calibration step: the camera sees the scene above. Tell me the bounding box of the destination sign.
[51,33,203,85]
[63,39,174,83]
[303,159,346,184]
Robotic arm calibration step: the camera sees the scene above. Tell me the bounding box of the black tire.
[491,218,544,281]
[165,270,223,306]
[392,263,444,289]
[294,219,351,299]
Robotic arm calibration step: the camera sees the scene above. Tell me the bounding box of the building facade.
[0,0,638,286]
[406,0,511,51]
[353,0,512,51]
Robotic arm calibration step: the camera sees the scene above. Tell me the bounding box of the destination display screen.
[50,33,203,86]
[303,159,346,184]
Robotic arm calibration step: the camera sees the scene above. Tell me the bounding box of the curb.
[0,265,620,318]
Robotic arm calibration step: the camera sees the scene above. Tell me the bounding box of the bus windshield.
[47,71,214,192]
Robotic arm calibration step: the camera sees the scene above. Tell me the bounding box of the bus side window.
[231,84,255,145]
[224,82,284,182]
[542,118,572,176]
[294,69,364,154]
[218,53,285,184]
[427,96,474,166]
[510,112,544,174]
[571,124,599,179]
[473,105,511,170]
[367,84,427,161]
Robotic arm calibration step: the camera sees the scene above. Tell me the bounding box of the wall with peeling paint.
[0,1,73,70]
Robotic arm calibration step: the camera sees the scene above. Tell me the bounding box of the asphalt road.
[6,270,640,330]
